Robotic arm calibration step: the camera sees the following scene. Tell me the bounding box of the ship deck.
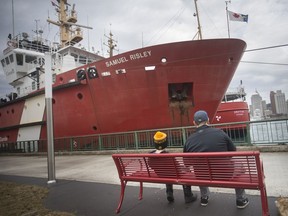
[0,148,286,216]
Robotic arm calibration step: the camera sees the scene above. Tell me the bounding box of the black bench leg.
[116,180,127,214]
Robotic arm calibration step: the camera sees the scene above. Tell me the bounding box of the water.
[250,120,288,144]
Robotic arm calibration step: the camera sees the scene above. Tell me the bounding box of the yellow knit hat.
[153,131,168,150]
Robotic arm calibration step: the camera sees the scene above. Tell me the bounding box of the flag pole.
[12,0,15,38]
[225,1,231,38]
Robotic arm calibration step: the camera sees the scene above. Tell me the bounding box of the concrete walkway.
[0,152,287,215]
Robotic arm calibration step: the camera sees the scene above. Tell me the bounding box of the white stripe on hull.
[17,95,45,141]
[17,126,42,142]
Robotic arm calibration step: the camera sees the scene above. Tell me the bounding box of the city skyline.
[250,89,287,119]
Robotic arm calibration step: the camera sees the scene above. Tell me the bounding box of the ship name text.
[105,50,152,67]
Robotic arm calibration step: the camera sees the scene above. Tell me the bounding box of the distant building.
[261,100,267,111]
[270,91,276,114]
[251,91,263,119]
[253,109,262,120]
[250,89,288,119]
[261,100,269,119]
[264,109,272,118]
[274,90,288,114]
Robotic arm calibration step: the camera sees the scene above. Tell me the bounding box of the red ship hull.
[212,101,250,139]
[212,101,250,124]
[0,39,246,143]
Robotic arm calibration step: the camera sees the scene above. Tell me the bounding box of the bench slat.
[112,151,270,216]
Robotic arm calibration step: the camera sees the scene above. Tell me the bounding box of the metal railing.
[0,118,287,153]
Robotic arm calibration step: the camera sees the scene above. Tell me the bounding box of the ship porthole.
[52,98,56,104]
[11,109,14,114]
[161,57,167,64]
[59,77,64,83]
[77,93,83,100]
[92,126,97,131]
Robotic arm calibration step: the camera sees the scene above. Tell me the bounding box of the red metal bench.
[112,151,269,215]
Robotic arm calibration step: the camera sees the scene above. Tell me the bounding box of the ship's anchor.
[168,83,193,125]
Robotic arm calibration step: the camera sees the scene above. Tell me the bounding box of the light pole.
[45,52,56,184]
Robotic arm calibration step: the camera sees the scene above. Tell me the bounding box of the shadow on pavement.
[0,175,279,216]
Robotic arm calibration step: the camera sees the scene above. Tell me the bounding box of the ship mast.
[47,0,92,48]
[104,29,118,57]
[193,0,203,40]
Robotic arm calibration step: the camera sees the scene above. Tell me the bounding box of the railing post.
[98,135,102,151]
[267,121,271,144]
[70,138,73,152]
[182,128,187,145]
[134,132,139,149]
[246,122,252,145]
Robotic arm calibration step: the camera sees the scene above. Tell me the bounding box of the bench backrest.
[112,151,265,189]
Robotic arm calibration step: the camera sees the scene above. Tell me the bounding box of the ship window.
[77,93,83,100]
[116,69,126,74]
[52,74,56,83]
[9,54,14,63]
[145,66,156,71]
[161,57,167,64]
[16,54,23,65]
[17,87,20,95]
[5,57,9,65]
[101,72,111,76]
[1,59,5,67]
[79,56,87,64]
[25,55,37,63]
[71,53,78,61]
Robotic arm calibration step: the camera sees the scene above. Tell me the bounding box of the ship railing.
[25,58,44,73]
[0,140,45,153]
[5,33,58,54]
[16,85,34,98]
[0,118,287,153]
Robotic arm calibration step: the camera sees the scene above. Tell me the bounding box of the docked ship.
[0,0,246,145]
[212,82,250,139]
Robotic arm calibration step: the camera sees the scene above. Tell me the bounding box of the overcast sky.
[0,0,287,105]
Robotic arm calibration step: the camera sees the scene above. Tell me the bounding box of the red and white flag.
[228,10,248,23]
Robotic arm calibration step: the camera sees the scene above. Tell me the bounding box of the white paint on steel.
[17,94,45,141]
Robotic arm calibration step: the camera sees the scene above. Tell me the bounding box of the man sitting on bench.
[183,110,249,209]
